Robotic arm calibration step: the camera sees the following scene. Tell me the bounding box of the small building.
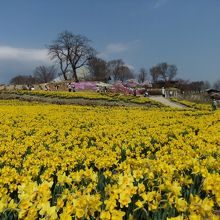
[206,89,220,100]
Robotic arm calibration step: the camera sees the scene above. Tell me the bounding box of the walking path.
[148,96,187,109]
[0,93,154,107]
[0,92,187,108]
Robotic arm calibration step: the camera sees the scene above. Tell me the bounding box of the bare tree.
[213,79,220,90]
[138,68,148,83]
[48,30,95,82]
[166,65,177,81]
[108,59,134,82]
[176,79,209,92]
[10,75,37,85]
[201,81,211,90]
[88,56,109,81]
[150,62,177,82]
[189,81,206,92]
[117,65,134,82]
[150,66,160,82]
[33,65,57,83]
[108,59,124,82]
[48,43,70,80]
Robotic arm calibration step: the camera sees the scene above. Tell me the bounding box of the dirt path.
[0,92,187,108]
[0,93,154,107]
[148,96,187,108]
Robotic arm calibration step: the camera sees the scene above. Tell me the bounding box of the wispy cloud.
[0,46,49,62]
[0,46,51,83]
[98,40,140,58]
[153,0,168,9]
[105,43,128,54]
[124,63,135,70]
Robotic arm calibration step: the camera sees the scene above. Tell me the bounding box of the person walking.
[212,98,217,111]
[68,83,72,92]
[71,83,75,92]
[161,87,165,97]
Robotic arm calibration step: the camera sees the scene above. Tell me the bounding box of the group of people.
[161,87,174,98]
[44,83,73,91]
[44,83,50,91]
[133,89,149,97]
[96,86,107,93]
[144,91,149,97]
[26,84,35,90]
[68,83,75,92]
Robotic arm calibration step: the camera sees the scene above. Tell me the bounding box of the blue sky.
[0,0,220,84]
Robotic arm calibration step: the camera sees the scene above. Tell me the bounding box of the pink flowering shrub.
[73,82,97,90]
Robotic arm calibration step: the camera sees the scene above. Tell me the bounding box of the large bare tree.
[108,59,124,82]
[117,65,134,82]
[88,56,109,81]
[10,75,37,85]
[33,65,57,83]
[150,62,177,82]
[48,43,70,80]
[150,65,161,82]
[48,31,95,82]
[138,68,148,83]
[108,59,134,82]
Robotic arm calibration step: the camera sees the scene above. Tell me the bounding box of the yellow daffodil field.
[0,99,219,219]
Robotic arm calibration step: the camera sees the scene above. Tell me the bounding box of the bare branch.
[48,30,95,82]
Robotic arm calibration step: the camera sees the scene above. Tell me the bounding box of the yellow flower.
[0,98,219,219]
[201,197,214,213]
[38,202,58,220]
[19,200,32,210]
[60,211,72,220]
[175,198,188,212]
[25,207,38,220]
[56,198,64,209]
[170,181,181,196]
[148,172,154,179]
[148,200,158,211]
[61,203,74,215]
[111,209,125,220]
[167,215,184,220]
[189,214,201,220]
[135,200,143,208]
[0,196,8,212]
[119,192,132,207]
[75,208,84,218]
[7,199,17,209]
[105,199,117,211]
[100,211,111,220]
[138,183,145,193]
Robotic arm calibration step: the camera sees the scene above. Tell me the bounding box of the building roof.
[206,89,220,94]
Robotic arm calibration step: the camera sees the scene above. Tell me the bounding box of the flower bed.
[0,101,219,219]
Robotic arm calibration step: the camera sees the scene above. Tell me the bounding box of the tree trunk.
[62,72,67,80]
[59,59,68,80]
[72,67,79,82]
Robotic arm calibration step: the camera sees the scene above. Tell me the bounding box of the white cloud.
[0,46,52,83]
[153,0,168,9]
[0,46,49,62]
[124,63,135,70]
[98,40,140,58]
[105,43,128,53]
